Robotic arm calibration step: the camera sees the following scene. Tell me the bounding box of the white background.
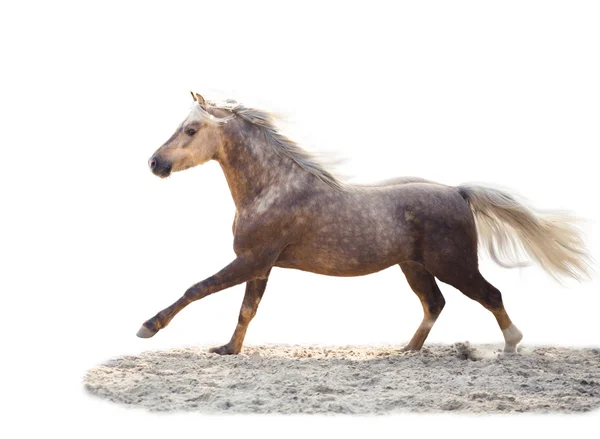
[1,1,599,437]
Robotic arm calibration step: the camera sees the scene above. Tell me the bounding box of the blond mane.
[204,99,345,190]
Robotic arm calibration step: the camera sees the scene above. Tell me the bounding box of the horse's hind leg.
[399,262,446,351]
[469,276,523,353]
[440,270,523,353]
[209,271,270,355]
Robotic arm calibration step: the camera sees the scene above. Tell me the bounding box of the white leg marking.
[502,324,523,353]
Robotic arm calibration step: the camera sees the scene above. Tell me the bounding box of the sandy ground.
[84,343,600,414]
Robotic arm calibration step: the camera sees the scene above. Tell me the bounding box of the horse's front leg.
[136,252,275,339]
[209,269,270,355]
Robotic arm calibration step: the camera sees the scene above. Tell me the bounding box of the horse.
[137,91,591,355]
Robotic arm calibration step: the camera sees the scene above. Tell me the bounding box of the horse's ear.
[190,91,196,102]
[194,92,206,107]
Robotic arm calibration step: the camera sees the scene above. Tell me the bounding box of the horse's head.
[148,92,232,178]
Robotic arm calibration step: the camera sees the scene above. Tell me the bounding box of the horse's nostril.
[149,158,157,170]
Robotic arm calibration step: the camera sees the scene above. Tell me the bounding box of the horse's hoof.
[503,345,519,354]
[209,344,239,355]
[136,324,157,338]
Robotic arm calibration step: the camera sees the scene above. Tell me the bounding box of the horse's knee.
[183,285,200,301]
[239,303,257,323]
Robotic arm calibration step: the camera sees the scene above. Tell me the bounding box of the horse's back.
[386,181,471,222]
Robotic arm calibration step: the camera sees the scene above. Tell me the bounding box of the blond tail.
[457,183,593,281]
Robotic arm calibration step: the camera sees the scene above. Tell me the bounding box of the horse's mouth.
[152,164,172,178]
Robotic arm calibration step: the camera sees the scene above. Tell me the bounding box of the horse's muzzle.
[149,155,172,178]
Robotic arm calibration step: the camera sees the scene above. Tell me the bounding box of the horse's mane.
[207,100,345,190]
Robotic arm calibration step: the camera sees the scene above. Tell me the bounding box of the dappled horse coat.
[137,92,591,355]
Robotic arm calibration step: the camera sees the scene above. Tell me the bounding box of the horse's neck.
[218,127,310,210]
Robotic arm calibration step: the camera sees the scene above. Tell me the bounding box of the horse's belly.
[274,242,403,277]
[273,192,418,276]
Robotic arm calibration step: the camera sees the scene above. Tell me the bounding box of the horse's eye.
[185,128,197,136]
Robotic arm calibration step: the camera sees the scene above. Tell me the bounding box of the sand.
[84,343,600,414]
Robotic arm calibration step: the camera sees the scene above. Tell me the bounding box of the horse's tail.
[457,183,593,281]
